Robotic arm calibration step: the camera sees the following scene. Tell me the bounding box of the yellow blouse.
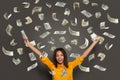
[40,56,84,80]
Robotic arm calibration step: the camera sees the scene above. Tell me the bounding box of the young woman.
[23,37,99,80]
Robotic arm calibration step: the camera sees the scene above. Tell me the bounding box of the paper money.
[16,19,23,27]
[82,0,90,5]
[107,14,119,24]
[71,18,77,26]
[68,27,80,36]
[10,39,17,46]
[38,13,44,20]
[25,16,32,24]
[103,32,116,39]
[94,65,107,71]
[49,70,55,75]
[55,2,66,7]
[81,10,92,18]
[100,22,109,30]
[87,27,93,34]
[59,36,66,43]
[61,19,69,26]
[27,62,38,71]
[37,42,46,49]
[48,37,55,44]
[71,39,78,45]
[73,2,80,10]
[64,44,72,51]
[13,7,20,13]
[98,36,104,44]
[95,12,101,19]
[3,12,12,20]
[97,52,106,61]
[12,58,21,65]
[2,46,14,56]
[44,22,52,30]
[54,31,66,35]
[40,31,50,39]
[32,6,42,15]
[105,42,113,50]
[28,52,37,61]
[80,38,89,49]
[61,70,67,77]
[101,4,109,10]
[22,2,30,8]
[79,65,90,72]
[34,0,40,4]
[91,3,98,7]
[17,48,23,55]
[69,53,80,58]
[88,53,95,61]
[46,3,52,8]
[6,24,13,36]
[50,46,57,52]
[52,13,59,21]
[81,19,89,27]
[64,8,70,16]
[34,25,41,31]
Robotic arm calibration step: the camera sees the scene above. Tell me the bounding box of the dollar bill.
[38,13,44,20]
[69,53,80,58]
[95,12,101,19]
[79,65,90,72]
[82,0,90,5]
[64,8,70,16]
[25,16,32,24]
[55,2,66,7]
[34,25,41,31]
[71,18,77,26]
[21,30,28,39]
[16,19,23,27]
[10,39,17,46]
[61,19,69,26]
[37,42,46,49]
[87,27,93,34]
[49,70,55,75]
[80,38,89,49]
[101,4,109,11]
[12,58,21,65]
[28,52,37,61]
[6,24,13,36]
[3,12,12,20]
[48,37,55,44]
[88,53,95,61]
[32,6,42,14]
[54,31,66,35]
[27,62,38,71]
[107,14,119,24]
[50,46,57,52]
[94,65,107,71]
[64,44,72,51]
[98,36,104,44]
[34,0,40,4]
[61,69,67,77]
[103,32,116,39]
[40,31,50,39]
[44,22,52,30]
[105,42,113,50]
[100,21,109,30]
[91,3,98,7]
[71,39,78,45]
[17,48,23,55]
[22,2,30,8]
[52,13,59,21]
[13,7,20,13]
[81,10,92,18]
[46,3,52,8]
[97,52,106,61]
[73,2,80,10]
[2,46,14,56]
[81,19,89,27]
[68,27,80,36]
[59,36,66,43]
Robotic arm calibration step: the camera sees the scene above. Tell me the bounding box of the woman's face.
[56,50,64,64]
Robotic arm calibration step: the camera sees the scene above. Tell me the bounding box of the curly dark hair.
[53,48,68,68]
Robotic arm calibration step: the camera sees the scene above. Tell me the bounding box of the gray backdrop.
[0,0,120,80]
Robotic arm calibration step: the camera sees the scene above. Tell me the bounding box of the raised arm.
[23,39,42,56]
[80,37,99,59]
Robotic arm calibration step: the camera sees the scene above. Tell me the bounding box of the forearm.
[28,44,41,56]
[81,42,97,58]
